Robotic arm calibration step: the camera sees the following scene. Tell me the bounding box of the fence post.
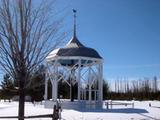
[132,102,134,108]
[52,105,59,120]
[110,100,112,109]
[105,101,109,109]
[132,100,134,108]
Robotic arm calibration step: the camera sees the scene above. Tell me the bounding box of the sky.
[55,0,160,81]
[0,0,160,82]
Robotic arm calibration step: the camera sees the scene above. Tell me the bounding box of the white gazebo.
[44,10,103,109]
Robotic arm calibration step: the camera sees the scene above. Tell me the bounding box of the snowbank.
[0,100,160,120]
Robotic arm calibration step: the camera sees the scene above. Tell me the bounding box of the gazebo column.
[94,90,97,101]
[84,89,86,100]
[88,66,92,102]
[44,78,48,100]
[55,81,58,101]
[52,80,58,101]
[78,59,81,101]
[51,80,55,101]
[98,63,103,101]
[51,60,58,101]
[54,61,58,101]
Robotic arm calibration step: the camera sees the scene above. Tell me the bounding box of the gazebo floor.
[44,100,103,110]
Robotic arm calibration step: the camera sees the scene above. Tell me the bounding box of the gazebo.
[44,10,103,109]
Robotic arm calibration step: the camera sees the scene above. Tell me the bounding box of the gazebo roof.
[46,35,102,61]
[46,10,102,63]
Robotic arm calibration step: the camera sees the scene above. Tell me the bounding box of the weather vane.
[73,9,77,37]
[73,9,77,18]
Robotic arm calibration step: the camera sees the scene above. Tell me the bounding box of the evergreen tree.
[28,65,45,101]
[103,80,110,100]
[58,80,70,99]
[0,74,16,101]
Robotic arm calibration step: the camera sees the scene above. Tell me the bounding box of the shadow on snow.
[66,108,148,114]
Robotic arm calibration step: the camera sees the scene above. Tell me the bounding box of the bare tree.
[115,79,117,92]
[0,0,63,120]
[153,76,158,93]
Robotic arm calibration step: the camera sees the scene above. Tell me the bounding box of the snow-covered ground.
[0,100,160,120]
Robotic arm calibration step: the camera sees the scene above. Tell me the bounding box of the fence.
[105,100,134,109]
[0,104,61,120]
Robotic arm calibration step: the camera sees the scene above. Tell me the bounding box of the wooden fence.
[105,100,135,109]
[0,105,61,120]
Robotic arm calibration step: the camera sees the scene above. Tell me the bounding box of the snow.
[0,100,160,120]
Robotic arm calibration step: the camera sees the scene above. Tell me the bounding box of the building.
[44,10,103,109]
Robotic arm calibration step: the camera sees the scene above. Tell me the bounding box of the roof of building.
[46,10,102,62]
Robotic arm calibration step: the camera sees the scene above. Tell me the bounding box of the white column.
[88,66,92,102]
[44,64,49,101]
[55,81,58,101]
[94,90,96,101]
[78,59,81,101]
[51,80,55,101]
[51,60,58,101]
[98,63,103,101]
[52,80,57,101]
[44,78,48,100]
[54,61,58,101]
[84,89,86,100]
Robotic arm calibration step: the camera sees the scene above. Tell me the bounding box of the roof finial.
[73,9,77,38]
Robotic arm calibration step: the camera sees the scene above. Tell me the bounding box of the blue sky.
[0,0,160,82]
[57,0,160,80]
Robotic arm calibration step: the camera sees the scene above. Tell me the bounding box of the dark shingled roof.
[55,35,102,59]
[47,11,102,60]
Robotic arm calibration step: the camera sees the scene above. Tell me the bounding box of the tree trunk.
[18,88,25,120]
[18,74,25,120]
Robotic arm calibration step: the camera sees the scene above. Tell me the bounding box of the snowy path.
[0,101,160,120]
